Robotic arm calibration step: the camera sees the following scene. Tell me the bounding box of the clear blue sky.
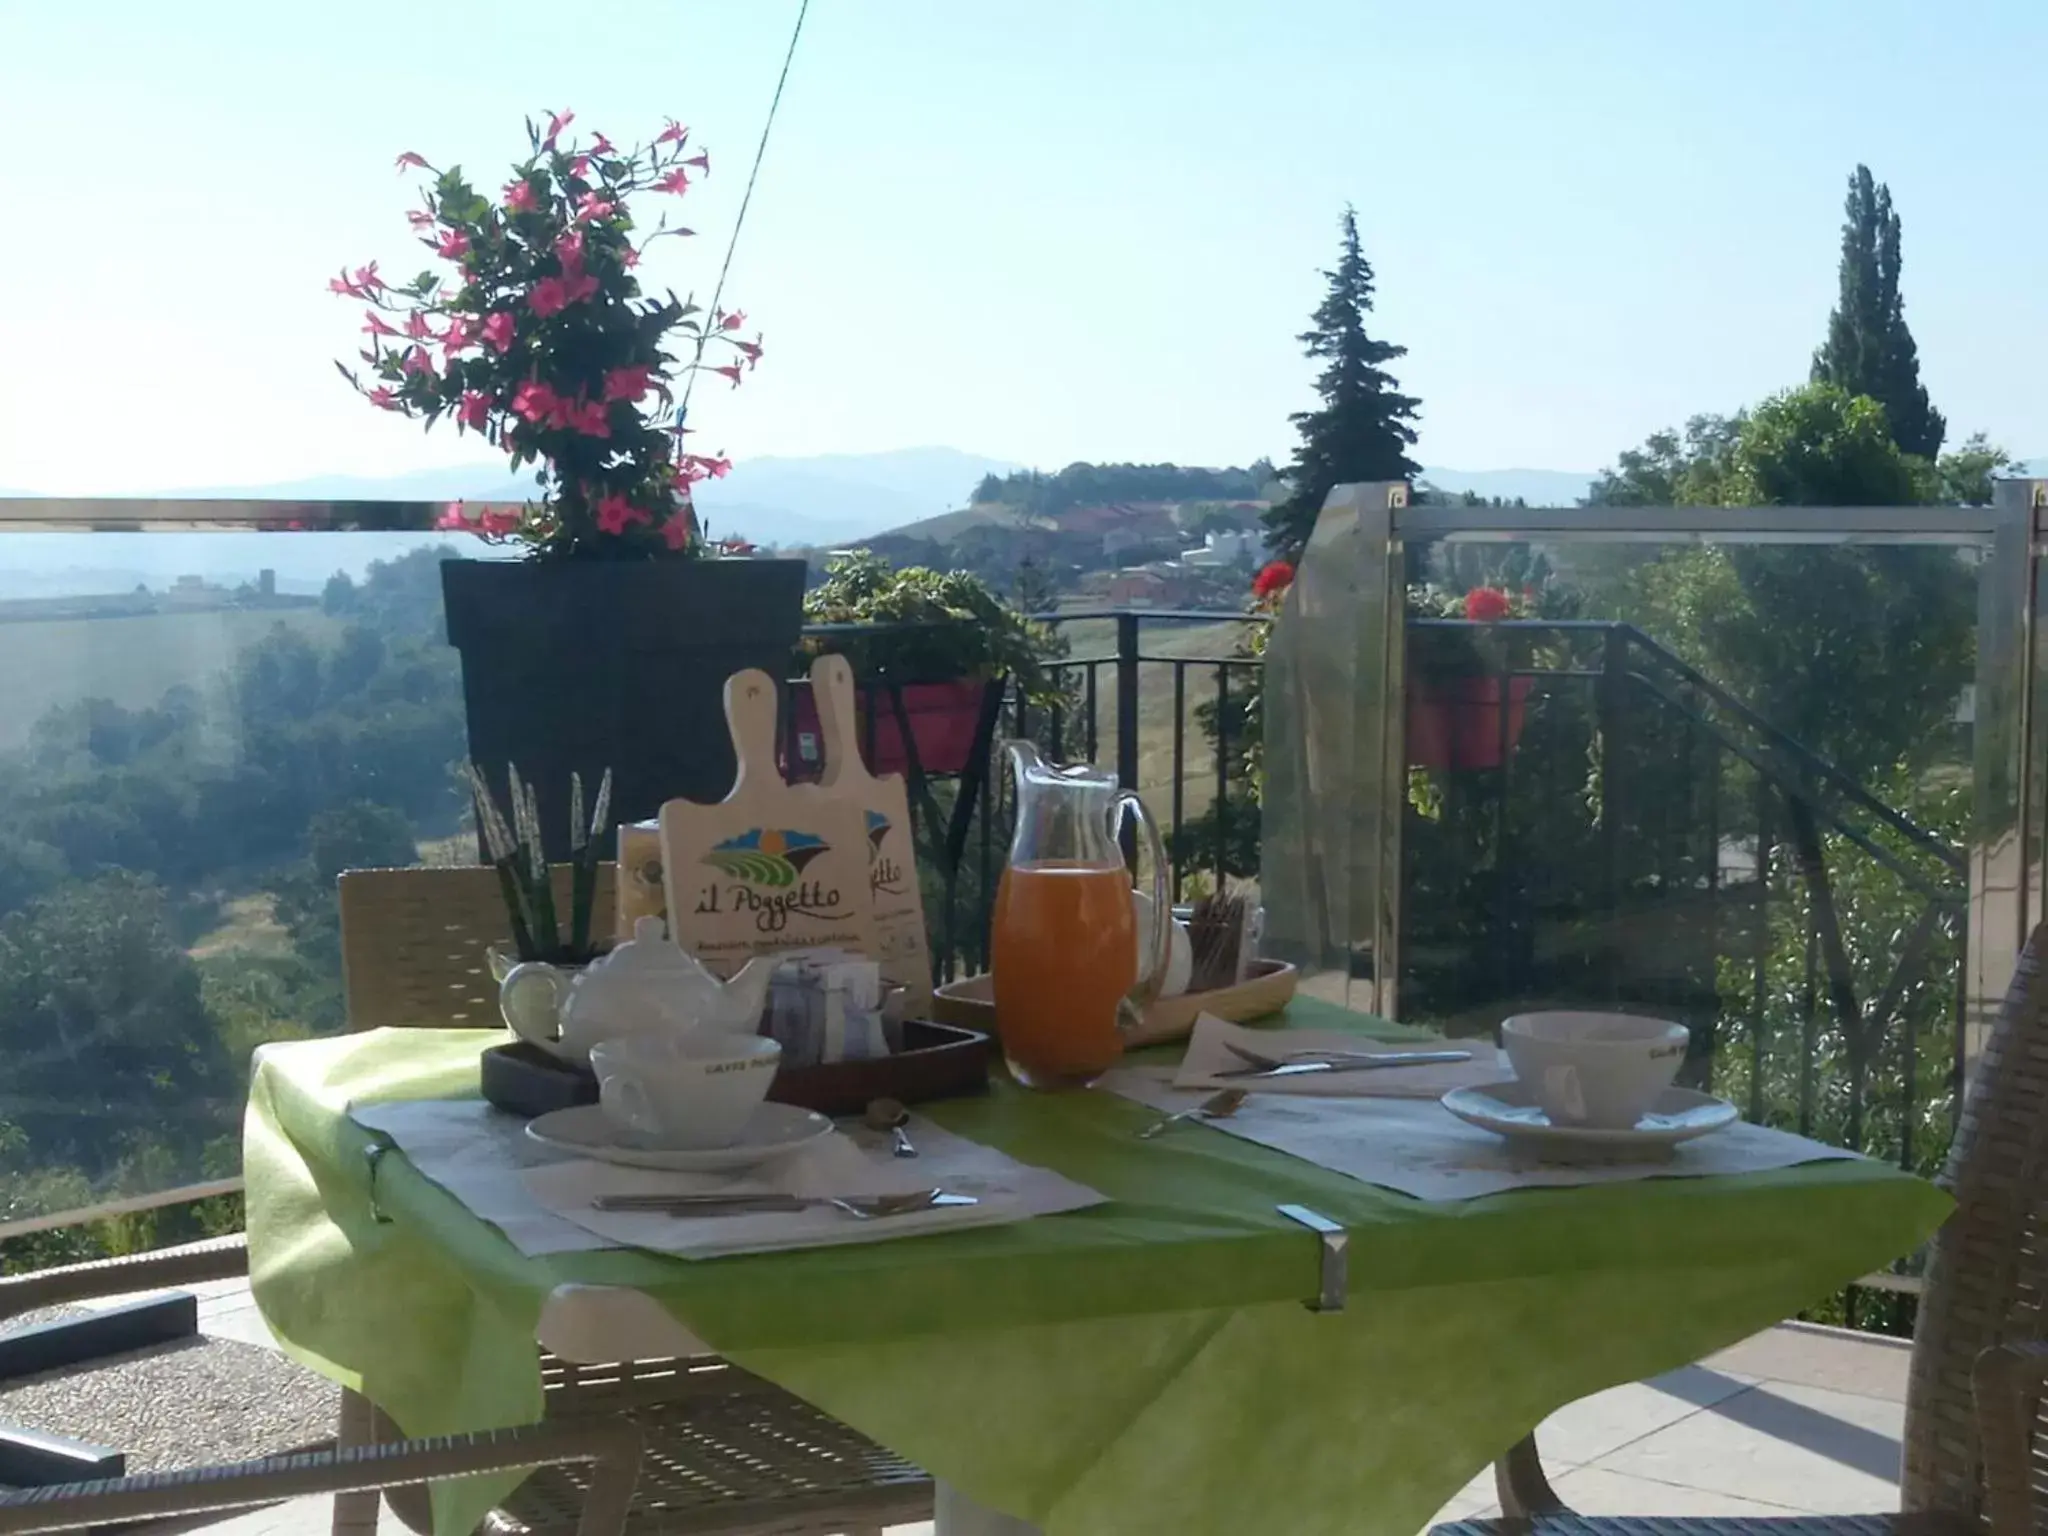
[4,1,2041,493]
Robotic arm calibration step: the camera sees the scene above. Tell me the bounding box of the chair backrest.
[337,863,618,1032]
[1903,921,2048,1515]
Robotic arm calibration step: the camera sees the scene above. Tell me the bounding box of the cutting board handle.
[808,653,874,790]
[723,669,784,804]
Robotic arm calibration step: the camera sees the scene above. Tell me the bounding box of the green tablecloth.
[245,1000,1948,1536]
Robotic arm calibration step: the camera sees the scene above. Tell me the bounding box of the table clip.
[1276,1203,1347,1313]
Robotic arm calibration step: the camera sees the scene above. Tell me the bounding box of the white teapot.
[500,917,777,1067]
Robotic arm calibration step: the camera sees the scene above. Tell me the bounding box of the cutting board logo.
[703,827,832,886]
[694,826,850,933]
[864,810,909,897]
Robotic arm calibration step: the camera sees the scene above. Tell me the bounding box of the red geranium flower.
[1252,560,1295,600]
[1464,586,1513,622]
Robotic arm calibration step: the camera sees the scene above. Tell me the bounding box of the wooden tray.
[479,1019,995,1122]
[931,958,1299,1049]
[770,1018,993,1116]
[481,1040,597,1118]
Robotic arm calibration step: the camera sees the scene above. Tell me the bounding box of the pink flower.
[457,391,491,429]
[529,276,570,317]
[654,120,688,146]
[480,312,517,353]
[719,308,746,331]
[440,315,476,356]
[563,267,600,304]
[404,310,431,339]
[574,192,616,223]
[363,311,401,337]
[590,132,614,155]
[512,380,562,424]
[596,493,647,536]
[562,398,610,437]
[622,246,641,269]
[602,365,652,403]
[330,263,386,299]
[732,337,763,366]
[368,386,399,410]
[555,229,585,267]
[711,363,743,388]
[436,227,471,259]
[655,168,691,195]
[544,108,575,147]
[479,507,524,536]
[660,513,694,551]
[435,500,470,530]
[395,151,429,172]
[570,154,591,177]
[401,346,436,376]
[680,452,732,482]
[406,208,435,229]
[683,152,709,173]
[503,179,538,212]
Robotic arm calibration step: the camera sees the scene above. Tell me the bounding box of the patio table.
[244,999,1949,1536]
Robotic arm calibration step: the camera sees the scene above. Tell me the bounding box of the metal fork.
[593,1189,976,1219]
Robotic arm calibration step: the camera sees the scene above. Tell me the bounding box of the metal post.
[1115,612,1140,792]
[1969,481,2040,1068]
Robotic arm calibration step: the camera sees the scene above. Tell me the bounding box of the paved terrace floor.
[23,1277,1916,1534]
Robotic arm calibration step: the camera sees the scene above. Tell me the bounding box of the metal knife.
[1214,1050,1473,1081]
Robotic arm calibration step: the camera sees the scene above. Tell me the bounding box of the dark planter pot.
[1406,674,1534,771]
[442,556,808,858]
[785,677,990,779]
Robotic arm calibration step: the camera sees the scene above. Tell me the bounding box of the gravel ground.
[0,1329,337,1472]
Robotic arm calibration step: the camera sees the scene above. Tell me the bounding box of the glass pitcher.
[991,741,1171,1088]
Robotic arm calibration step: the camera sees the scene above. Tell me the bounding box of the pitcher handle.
[501,962,571,1053]
[1120,790,1173,1012]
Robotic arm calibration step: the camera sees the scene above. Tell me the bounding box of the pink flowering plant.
[332,110,760,557]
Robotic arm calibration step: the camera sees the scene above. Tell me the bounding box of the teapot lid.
[587,916,714,983]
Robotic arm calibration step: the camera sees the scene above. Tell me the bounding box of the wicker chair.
[333,864,934,1536]
[0,1247,643,1536]
[1436,922,2048,1536]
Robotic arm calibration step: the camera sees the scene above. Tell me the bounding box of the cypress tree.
[1263,208,1420,558]
[1811,165,1945,459]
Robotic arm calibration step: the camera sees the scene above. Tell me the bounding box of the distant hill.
[144,447,1024,550]
[1417,466,1595,506]
[0,448,1027,598]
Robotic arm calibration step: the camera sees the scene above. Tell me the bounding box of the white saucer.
[1440,1081,1739,1156]
[526,1102,834,1172]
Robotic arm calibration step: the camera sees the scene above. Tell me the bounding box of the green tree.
[1584,415,1742,506]
[1011,557,1061,615]
[1811,165,1945,459]
[1936,432,2014,507]
[271,801,419,984]
[1262,208,1421,558]
[1590,384,1969,780]
[0,873,233,1184]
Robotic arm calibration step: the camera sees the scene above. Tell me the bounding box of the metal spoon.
[864,1098,917,1158]
[1136,1088,1248,1139]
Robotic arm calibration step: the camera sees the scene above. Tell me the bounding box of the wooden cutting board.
[659,669,881,976]
[810,654,934,1012]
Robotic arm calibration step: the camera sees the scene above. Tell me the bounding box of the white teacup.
[1500,1012,1689,1129]
[588,1032,781,1150]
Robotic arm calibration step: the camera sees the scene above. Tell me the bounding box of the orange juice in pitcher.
[990,743,1170,1088]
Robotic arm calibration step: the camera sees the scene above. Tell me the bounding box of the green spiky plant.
[465,762,613,962]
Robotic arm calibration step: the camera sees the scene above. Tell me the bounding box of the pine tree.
[1263,208,1421,559]
[1811,165,1945,459]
